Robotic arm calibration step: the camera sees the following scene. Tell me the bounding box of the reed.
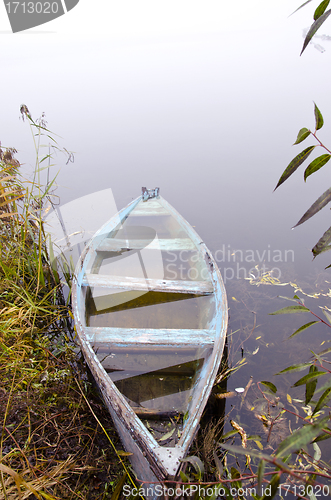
[0,109,124,499]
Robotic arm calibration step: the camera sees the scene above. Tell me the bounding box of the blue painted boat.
[72,188,228,493]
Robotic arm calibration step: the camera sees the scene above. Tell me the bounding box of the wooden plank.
[82,274,213,294]
[132,407,180,419]
[130,206,170,216]
[85,327,215,345]
[137,200,162,209]
[113,360,202,404]
[95,349,209,375]
[96,238,196,252]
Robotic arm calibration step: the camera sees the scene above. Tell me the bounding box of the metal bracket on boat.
[142,187,160,201]
[153,447,184,476]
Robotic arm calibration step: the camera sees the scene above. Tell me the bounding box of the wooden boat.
[72,187,228,494]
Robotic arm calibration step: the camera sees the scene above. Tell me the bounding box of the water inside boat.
[84,198,216,443]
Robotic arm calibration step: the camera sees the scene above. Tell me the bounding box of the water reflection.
[93,345,209,412]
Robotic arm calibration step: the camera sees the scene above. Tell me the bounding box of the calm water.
[3,0,331,478]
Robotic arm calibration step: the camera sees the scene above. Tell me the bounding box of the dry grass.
[0,135,126,499]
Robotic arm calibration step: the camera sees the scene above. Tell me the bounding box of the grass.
[0,111,126,499]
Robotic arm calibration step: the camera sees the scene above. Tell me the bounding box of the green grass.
[0,113,125,499]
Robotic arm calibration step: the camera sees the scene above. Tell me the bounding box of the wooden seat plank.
[85,327,215,346]
[96,238,196,252]
[82,274,213,294]
[130,206,170,216]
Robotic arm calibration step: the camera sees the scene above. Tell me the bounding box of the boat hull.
[72,190,228,495]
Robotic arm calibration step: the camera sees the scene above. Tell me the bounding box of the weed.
[0,109,124,499]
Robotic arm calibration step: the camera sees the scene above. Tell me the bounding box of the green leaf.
[260,381,277,393]
[301,9,331,55]
[313,387,331,415]
[213,450,223,478]
[222,429,240,440]
[292,370,326,387]
[306,366,318,405]
[110,472,127,500]
[310,349,324,365]
[314,430,331,442]
[294,127,311,145]
[288,321,319,339]
[314,102,324,130]
[277,295,301,303]
[304,154,331,181]
[159,427,175,441]
[275,417,329,458]
[257,459,265,495]
[317,346,331,357]
[179,470,190,482]
[313,441,322,462]
[269,305,310,315]
[314,0,331,21]
[290,0,313,16]
[43,173,59,198]
[274,146,316,190]
[262,473,280,500]
[180,456,204,479]
[317,245,331,258]
[230,466,240,478]
[220,443,267,460]
[321,307,331,324]
[275,362,312,375]
[39,154,52,163]
[312,225,331,258]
